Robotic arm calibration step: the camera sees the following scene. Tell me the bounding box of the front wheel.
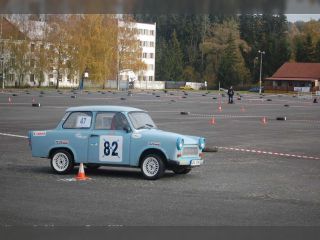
[50,149,74,174]
[173,167,192,174]
[141,154,165,180]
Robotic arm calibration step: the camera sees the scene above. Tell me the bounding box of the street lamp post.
[0,57,4,89]
[80,67,89,91]
[258,50,265,95]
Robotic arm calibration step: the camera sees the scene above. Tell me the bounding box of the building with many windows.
[119,21,156,82]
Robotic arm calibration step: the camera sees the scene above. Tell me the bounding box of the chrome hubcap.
[52,153,69,172]
[142,157,159,177]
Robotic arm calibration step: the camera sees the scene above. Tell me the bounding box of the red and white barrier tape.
[218,147,320,160]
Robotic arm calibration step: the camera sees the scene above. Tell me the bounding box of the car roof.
[66,105,145,113]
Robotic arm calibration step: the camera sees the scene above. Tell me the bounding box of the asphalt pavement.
[0,89,319,226]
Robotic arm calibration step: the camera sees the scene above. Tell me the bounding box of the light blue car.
[28,106,205,180]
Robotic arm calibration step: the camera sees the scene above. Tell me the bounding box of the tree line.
[135,14,320,89]
[1,14,145,88]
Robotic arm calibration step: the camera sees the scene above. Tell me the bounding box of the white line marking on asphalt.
[0,132,28,138]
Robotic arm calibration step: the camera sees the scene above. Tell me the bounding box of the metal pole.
[117,46,120,91]
[1,15,3,89]
[258,51,264,95]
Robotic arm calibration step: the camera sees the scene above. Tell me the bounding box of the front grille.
[182,147,198,156]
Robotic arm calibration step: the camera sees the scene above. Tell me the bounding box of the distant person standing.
[228,86,234,104]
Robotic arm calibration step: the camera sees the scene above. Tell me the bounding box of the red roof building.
[265,62,320,92]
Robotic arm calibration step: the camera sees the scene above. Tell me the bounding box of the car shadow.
[31,166,176,180]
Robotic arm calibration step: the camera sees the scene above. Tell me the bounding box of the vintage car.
[28,106,205,180]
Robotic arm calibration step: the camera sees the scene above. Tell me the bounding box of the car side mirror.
[123,126,131,133]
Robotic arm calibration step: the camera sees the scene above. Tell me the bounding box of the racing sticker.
[76,116,91,128]
[55,140,69,145]
[33,131,46,136]
[99,135,123,162]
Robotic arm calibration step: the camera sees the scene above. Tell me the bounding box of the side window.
[95,112,114,130]
[95,112,129,131]
[63,112,92,129]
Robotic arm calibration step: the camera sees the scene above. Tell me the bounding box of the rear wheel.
[173,167,192,174]
[141,154,165,180]
[50,149,74,174]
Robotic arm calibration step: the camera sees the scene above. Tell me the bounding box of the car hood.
[136,128,200,145]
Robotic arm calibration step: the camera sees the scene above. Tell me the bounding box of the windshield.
[128,112,157,130]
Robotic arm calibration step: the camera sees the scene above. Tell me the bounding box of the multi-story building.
[119,21,156,82]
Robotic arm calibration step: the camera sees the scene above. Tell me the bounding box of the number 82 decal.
[99,135,123,162]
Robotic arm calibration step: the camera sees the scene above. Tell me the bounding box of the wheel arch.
[139,148,168,167]
[49,147,75,162]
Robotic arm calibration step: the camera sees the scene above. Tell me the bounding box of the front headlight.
[198,137,205,150]
[176,137,184,150]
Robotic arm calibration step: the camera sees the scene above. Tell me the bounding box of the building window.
[149,76,153,81]
[31,43,35,52]
[9,74,15,81]
[30,74,35,83]
[148,64,154,70]
[150,30,155,36]
[150,41,154,47]
[138,75,143,81]
[30,59,35,67]
[143,76,147,81]
[142,53,147,58]
[10,58,15,67]
[149,53,154,59]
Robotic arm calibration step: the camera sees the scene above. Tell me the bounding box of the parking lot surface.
[0,89,319,226]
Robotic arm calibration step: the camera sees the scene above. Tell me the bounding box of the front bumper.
[168,159,204,167]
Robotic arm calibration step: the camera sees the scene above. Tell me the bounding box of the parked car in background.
[249,86,264,93]
[28,106,205,180]
[180,86,194,90]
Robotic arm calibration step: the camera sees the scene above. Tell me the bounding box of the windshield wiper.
[137,124,154,130]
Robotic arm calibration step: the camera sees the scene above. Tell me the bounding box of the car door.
[61,111,93,163]
[88,112,131,165]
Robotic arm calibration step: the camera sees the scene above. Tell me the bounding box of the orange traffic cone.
[210,117,216,125]
[218,105,222,112]
[240,105,245,112]
[261,117,267,125]
[76,163,89,180]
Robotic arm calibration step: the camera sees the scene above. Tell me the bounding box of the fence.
[133,80,165,90]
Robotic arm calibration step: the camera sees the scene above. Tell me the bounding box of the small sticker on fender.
[33,131,46,137]
[149,141,160,146]
[55,140,69,145]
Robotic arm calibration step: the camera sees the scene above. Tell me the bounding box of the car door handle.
[90,134,99,137]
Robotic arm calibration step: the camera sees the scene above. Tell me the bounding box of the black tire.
[50,149,74,174]
[173,167,192,174]
[85,163,101,170]
[140,154,165,180]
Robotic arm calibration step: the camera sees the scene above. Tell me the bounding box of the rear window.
[63,111,92,129]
